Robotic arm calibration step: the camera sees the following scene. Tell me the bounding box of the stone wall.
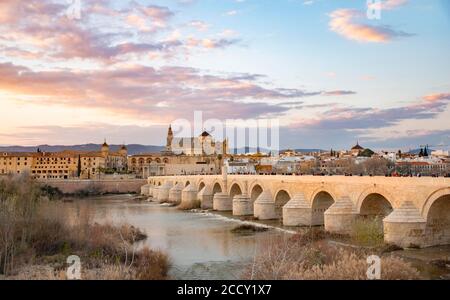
[38,179,146,194]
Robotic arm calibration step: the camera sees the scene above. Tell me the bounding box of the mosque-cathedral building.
[128,125,228,177]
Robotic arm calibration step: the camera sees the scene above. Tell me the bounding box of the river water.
[68,195,450,280]
[73,195,290,280]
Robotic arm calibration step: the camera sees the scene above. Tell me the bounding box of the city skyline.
[1,0,449,150]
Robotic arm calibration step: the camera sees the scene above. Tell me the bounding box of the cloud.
[291,92,450,130]
[187,20,210,31]
[329,9,412,43]
[0,0,239,64]
[0,63,332,121]
[0,124,170,146]
[423,93,450,102]
[368,0,408,11]
[224,10,239,16]
[322,90,357,96]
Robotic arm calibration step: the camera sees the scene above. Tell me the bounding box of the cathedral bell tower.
[166,125,173,152]
[161,125,174,156]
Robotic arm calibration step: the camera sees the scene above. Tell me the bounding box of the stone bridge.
[141,172,450,248]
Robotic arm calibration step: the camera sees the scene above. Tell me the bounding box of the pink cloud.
[423,93,450,102]
[329,9,411,43]
[290,92,450,130]
[0,63,335,122]
[0,0,239,64]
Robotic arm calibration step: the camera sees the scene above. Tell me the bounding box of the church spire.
[166,124,174,152]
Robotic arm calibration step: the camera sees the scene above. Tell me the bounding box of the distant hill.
[0,144,165,156]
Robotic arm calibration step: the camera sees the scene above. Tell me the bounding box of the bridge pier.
[324,196,357,234]
[152,186,160,199]
[148,184,155,198]
[233,195,252,216]
[140,184,151,196]
[198,186,213,209]
[383,201,427,248]
[213,164,232,211]
[233,180,252,216]
[169,183,183,205]
[213,193,232,211]
[283,193,312,226]
[181,184,199,209]
[157,181,173,203]
[254,191,277,220]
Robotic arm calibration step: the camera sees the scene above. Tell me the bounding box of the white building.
[224,159,256,174]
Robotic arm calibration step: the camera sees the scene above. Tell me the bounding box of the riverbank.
[38,179,146,196]
[0,176,170,280]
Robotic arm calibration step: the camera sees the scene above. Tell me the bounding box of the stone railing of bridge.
[140,173,450,249]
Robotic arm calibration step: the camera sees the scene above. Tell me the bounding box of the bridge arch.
[274,189,292,218]
[311,191,336,226]
[309,187,338,206]
[229,182,243,199]
[250,184,264,204]
[198,181,206,191]
[422,188,450,246]
[422,187,450,218]
[212,181,223,195]
[356,187,395,216]
[359,193,393,221]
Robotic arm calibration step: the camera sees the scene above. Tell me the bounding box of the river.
[69,194,290,280]
[66,194,450,280]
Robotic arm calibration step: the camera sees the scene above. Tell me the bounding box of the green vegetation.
[0,174,170,280]
[358,148,375,158]
[351,217,385,247]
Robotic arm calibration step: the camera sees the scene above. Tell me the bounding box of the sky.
[0,0,449,151]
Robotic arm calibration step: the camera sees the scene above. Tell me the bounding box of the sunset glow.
[0,0,449,150]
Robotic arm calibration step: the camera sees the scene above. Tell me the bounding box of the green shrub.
[351,217,385,247]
